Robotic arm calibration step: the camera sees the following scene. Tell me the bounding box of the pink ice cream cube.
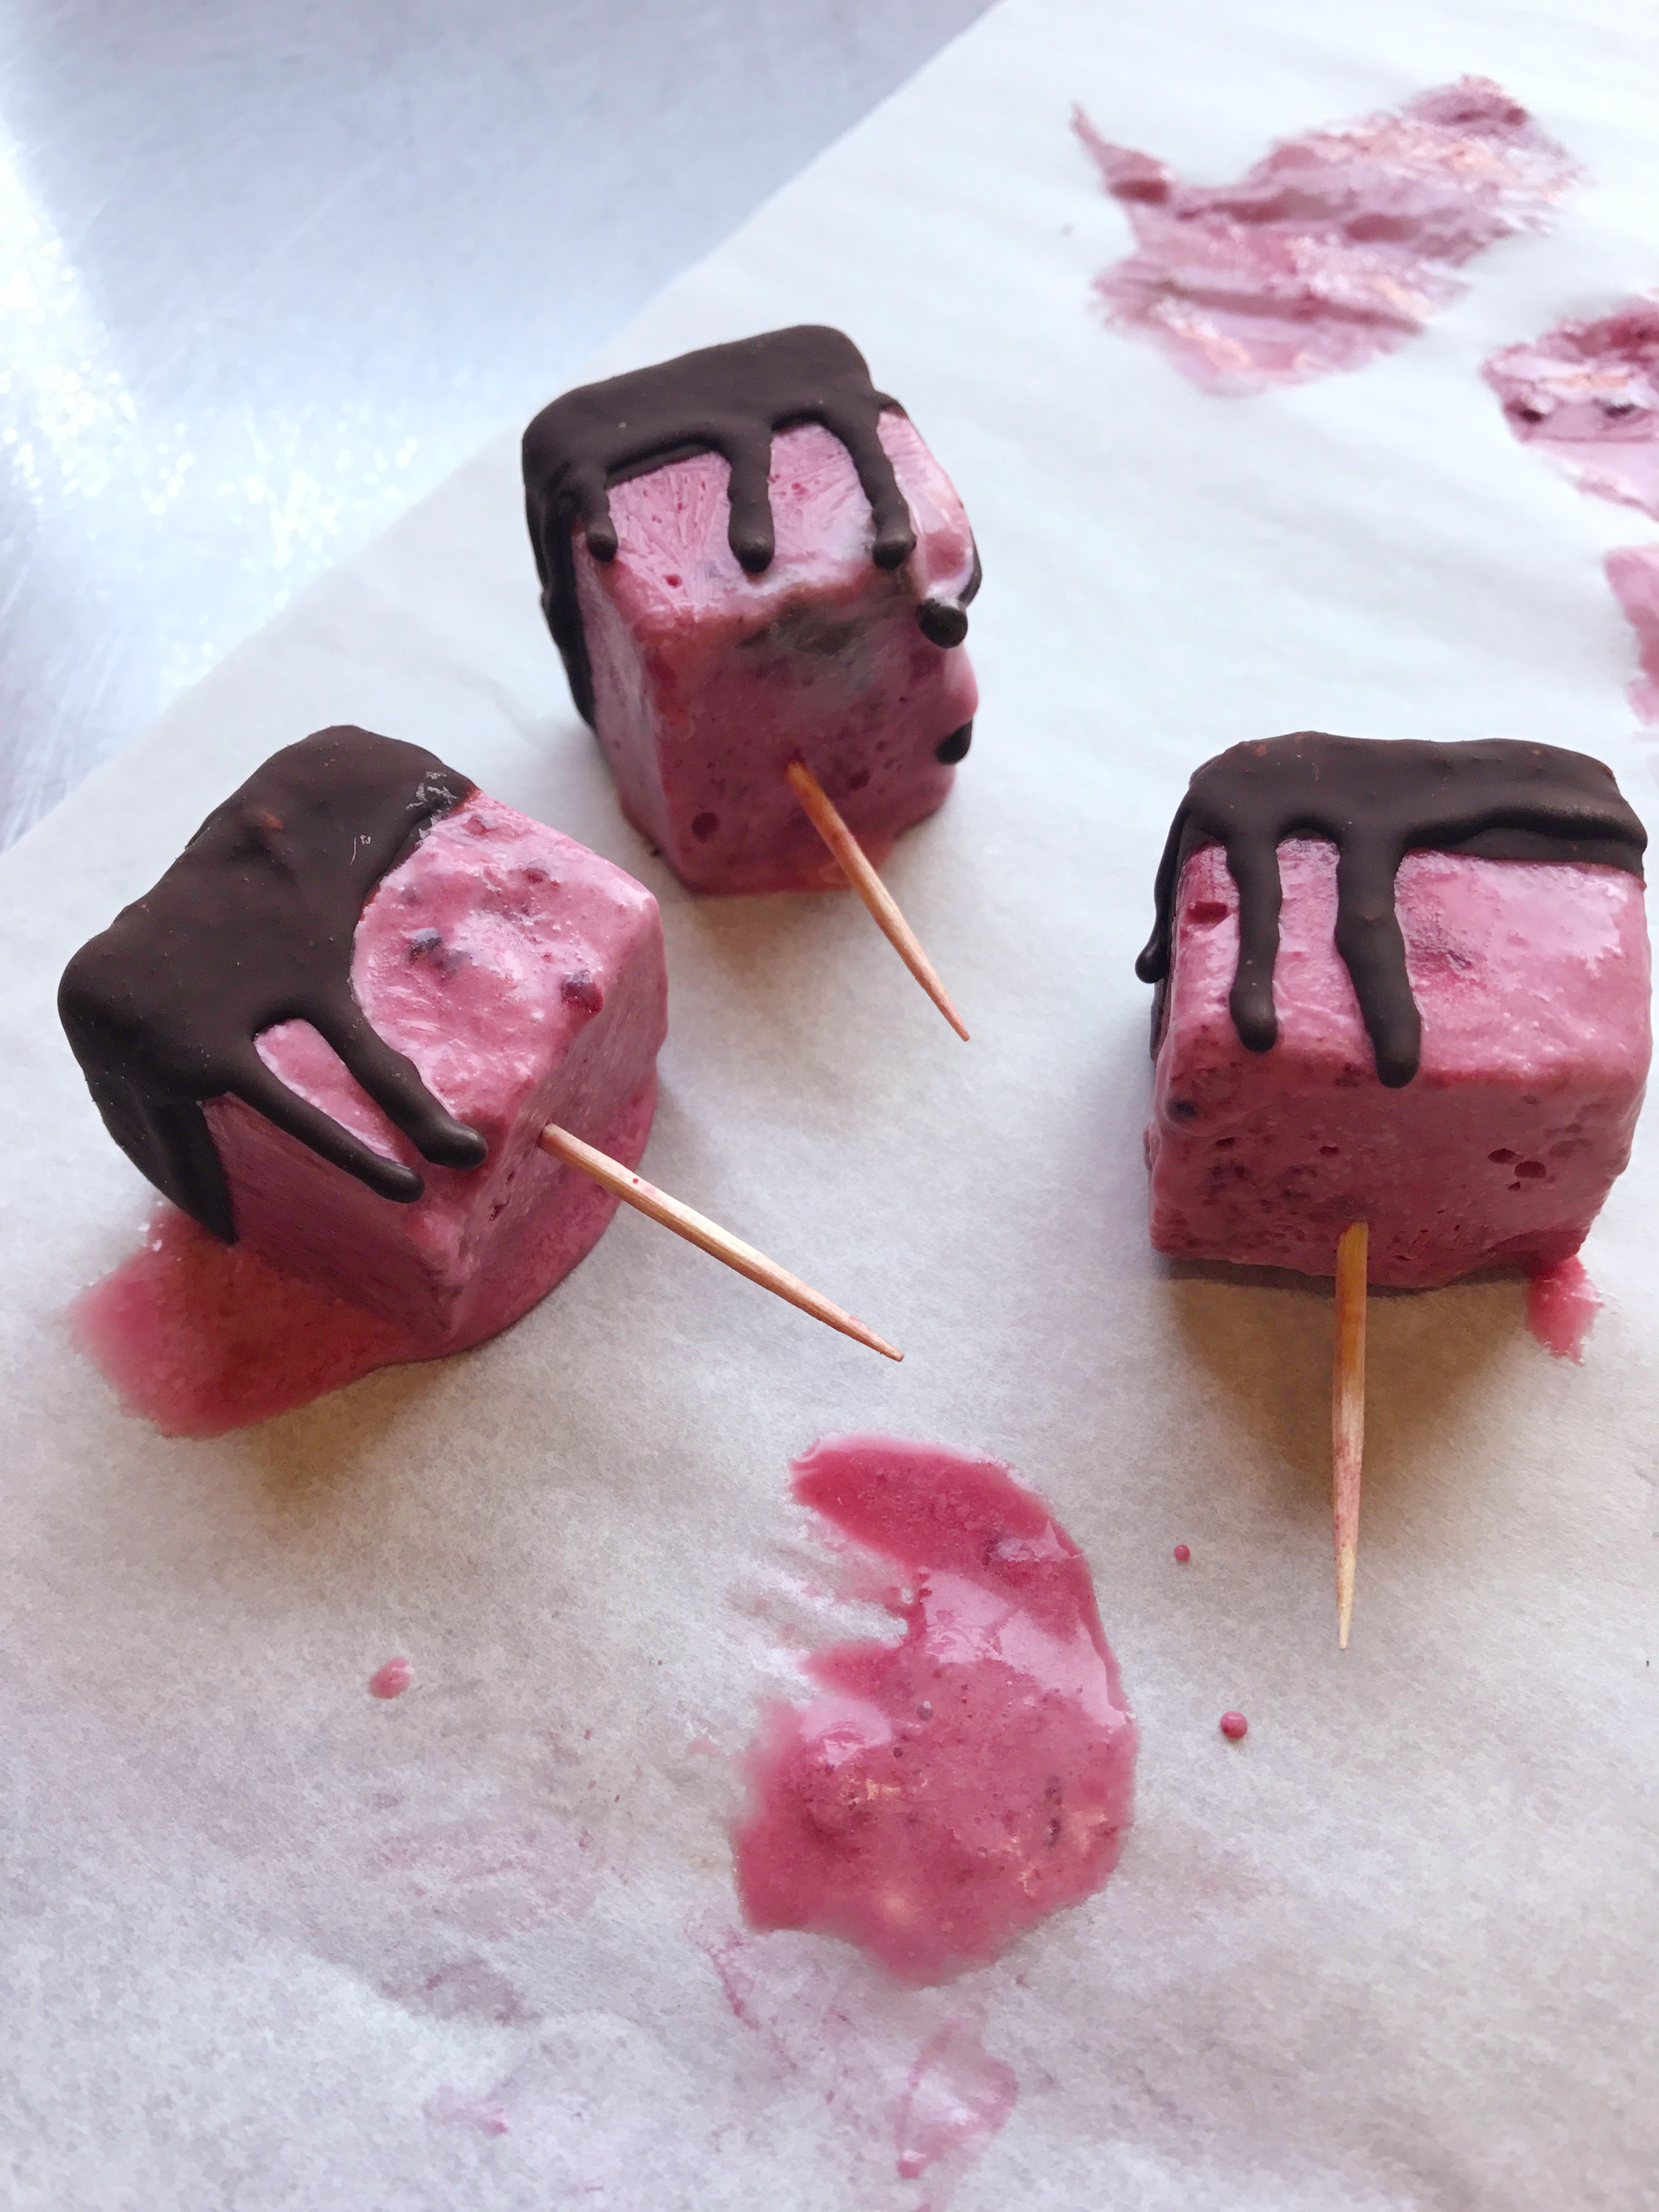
[201,791,666,1353]
[573,414,978,896]
[1147,841,1650,1288]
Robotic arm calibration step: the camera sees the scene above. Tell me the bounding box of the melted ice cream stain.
[895,2019,1018,2194]
[1486,302,1659,518]
[1484,309,1659,731]
[695,1919,1018,2211]
[1526,1256,1602,1361]
[1074,79,1577,394]
[424,2086,509,2135]
[1605,548,1659,724]
[734,1436,1136,1986]
[72,1206,420,1438]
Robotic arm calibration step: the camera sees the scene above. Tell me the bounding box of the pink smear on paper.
[1485,301,1659,517]
[1074,78,1579,394]
[1604,546,1659,723]
[369,1657,414,1700]
[896,2020,1018,2191]
[424,2086,510,2136]
[70,1205,420,1438]
[373,1812,601,1939]
[734,1435,1136,1986]
[1526,1255,1601,1361]
[695,1920,1017,2212]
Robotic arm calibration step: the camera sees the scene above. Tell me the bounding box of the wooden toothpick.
[1332,1220,1368,1649]
[538,1121,902,1361]
[784,759,969,1040]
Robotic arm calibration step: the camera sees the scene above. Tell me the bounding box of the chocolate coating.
[1138,733,1646,1086]
[60,726,487,1243]
[521,324,980,725]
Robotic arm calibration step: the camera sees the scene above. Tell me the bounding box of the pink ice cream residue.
[71,1205,422,1437]
[1604,546,1659,724]
[1485,301,1659,518]
[695,1919,1018,2212]
[896,2020,1018,2196]
[369,1656,414,1699]
[1526,1255,1602,1361]
[1074,78,1579,394]
[734,1436,1137,1986]
[1484,308,1659,726]
[424,2087,510,2136]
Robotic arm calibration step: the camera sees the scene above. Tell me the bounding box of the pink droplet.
[1173,1544,1191,1564]
[369,1656,413,1700]
[1220,1711,1248,1741]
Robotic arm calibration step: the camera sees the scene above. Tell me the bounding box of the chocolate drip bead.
[60,726,487,1242]
[522,325,979,725]
[1138,733,1646,1086]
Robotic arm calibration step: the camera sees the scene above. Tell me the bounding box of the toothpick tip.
[1336,1540,1356,1649]
[1332,1222,1367,1651]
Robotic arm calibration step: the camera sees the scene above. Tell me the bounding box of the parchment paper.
[3,2,1657,2205]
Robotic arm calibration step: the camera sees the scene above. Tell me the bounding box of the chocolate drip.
[918,541,984,650]
[1137,733,1646,1086]
[60,726,487,1243]
[521,324,978,726]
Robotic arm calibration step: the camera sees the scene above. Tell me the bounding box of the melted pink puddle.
[734,1435,1136,1986]
[1526,1256,1601,1361]
[70,1205,420,1437]
[1074,77,1578,394]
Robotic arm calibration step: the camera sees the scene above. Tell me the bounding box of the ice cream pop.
[522,324,977,1034]
[59,726,899,1406]
[1138,732,1650,1638]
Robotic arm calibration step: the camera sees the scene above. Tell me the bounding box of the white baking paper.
[3,1,1657,2205]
